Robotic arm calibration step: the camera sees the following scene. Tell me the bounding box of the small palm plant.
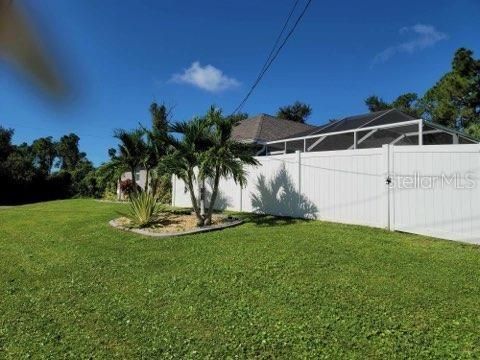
[118,191,165,228]
[113,128,147,194]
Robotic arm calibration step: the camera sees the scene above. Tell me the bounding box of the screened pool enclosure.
[260,118,477,155]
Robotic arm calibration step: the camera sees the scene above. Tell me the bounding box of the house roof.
[231,114,316,143]
[308,109,417,136]
[263,108,477,153]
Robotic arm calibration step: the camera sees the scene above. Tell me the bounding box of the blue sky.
[1,0,479,165]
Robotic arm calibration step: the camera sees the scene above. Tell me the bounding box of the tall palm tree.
[113,128,147,193]
[161,106,258,226]
[201,107,259,225]
[95,158,126,199]
[160,116,212,225]
[137,102,171,194]
[142,129,167,193]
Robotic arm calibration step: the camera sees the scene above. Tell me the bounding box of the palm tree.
[142,129,167,194]
[201,107,259,225]
[276,101,312,123]
[113,128,147,193]
[95,158,126,199]
[137,102,171,194]
[160,116,211,225]
[142,112,170,194]
[161,106,258,226]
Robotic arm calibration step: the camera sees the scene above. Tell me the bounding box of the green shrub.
[102,188,118,201]
[118,191,165,228]
[166,207,192,215]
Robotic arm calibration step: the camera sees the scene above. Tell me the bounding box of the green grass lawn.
[1,199,480,358]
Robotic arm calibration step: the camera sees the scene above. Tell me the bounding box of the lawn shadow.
[234,213,312,227]
[250,164,318,220]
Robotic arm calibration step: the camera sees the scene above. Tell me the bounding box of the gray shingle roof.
[231,114,316,143]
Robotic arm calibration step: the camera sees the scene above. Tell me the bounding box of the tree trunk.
[131,167,137,194]
[145,168,150,193]
[205,167,220,226]
[150,174,158,197]
[199,178,206,218]
[186,172,204,226]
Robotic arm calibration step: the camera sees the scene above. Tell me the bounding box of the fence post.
[389,144,395,232]
[382,144,392,230]
[383,144,395,231]
[296,150,302,195]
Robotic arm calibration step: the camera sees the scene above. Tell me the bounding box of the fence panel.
[301,149,387,227]
[172,149,387,226]
[390,144,480,243]
[171,144,480,243]
[241,153,300,215]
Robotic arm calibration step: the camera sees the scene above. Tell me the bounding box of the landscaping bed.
[110,213,242,237]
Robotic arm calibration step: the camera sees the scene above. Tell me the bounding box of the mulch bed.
[109,213,243,237]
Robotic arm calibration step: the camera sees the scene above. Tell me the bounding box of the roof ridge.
[268,116,316,127]
[250,113,316,126]
[253,113,275,118]
[254,114,266,140]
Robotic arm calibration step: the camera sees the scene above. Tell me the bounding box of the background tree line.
[365,48,480,137]
[0,129,114,204]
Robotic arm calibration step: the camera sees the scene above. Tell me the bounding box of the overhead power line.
[231,0,313,115]
[257,0,300,77]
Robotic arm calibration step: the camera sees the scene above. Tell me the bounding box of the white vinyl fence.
[172,144,480,244]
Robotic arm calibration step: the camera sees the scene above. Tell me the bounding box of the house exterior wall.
[172,144,480,244]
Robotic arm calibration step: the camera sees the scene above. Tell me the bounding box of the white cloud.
[170,62,240,92]
[373,24,447,64]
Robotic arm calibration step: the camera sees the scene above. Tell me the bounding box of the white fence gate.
[171,144,480,244]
